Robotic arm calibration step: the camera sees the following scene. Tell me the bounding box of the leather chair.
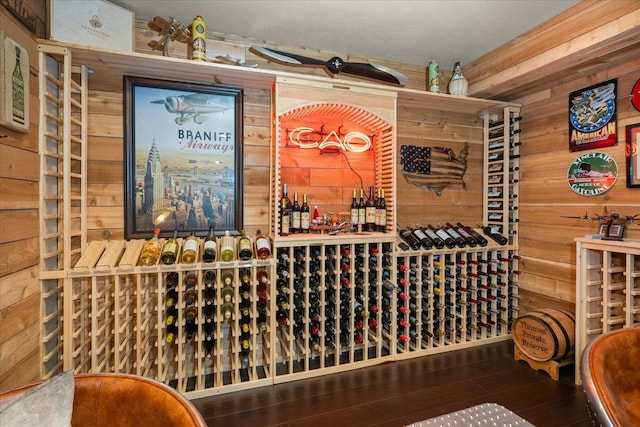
[580,327,640,427]
[0,373,207,426]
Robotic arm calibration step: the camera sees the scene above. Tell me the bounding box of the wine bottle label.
[292,212,301,228]
[256,236,270,250]
[350,208,358,224]
[358,209,366,225]
[365,207,376,223]
[221,236,234,252]
[301,212,310,229]
[183,239,198,253]
[163,242,177,254]
[413,228,427,240]
[378,210,386,226]
[281,214,290,234]
[239,238,252,251]
[203,240,216,250]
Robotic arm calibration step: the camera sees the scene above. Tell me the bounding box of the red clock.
[632,78,640,112]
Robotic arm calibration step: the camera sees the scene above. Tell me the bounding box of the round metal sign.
[567,152,618,196]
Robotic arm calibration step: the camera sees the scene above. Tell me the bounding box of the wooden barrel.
[512,308,575,362]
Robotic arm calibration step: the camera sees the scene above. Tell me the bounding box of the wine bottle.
[181,230,199,264]
[419,224,445,250]
[482,226,508,245]
[446,222,477,247]
[185,306,197,340]
[428,224,456,249]
[357,189,366,229]
[139,227,161,266]
[220,230,235,262]
[238,229,253,261]
[456,222,488,247]
[488,116,522,128]
[202,224,217,263]
[280,198,291,236]
[377,188,387,233]
[365,186,377,232]
[397,225,421,250]
[301,194,310,233]
[488,128,522,139]
[350,189,359,225]
[161,230,179,265]
[254,229,271,259]
[291,192,301,233]
[406,225,432,250]
[441,224,467,248]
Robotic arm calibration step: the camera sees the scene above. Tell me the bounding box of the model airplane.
[213,54,258,68]
[151,93,231,125]
[148,16,191,57]
[561,211,639,224]
[250,46,408,86]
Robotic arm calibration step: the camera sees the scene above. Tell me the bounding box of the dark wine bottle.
[488,116,522,128]
[202,224,217,262]
[441,224,467,248]
[365,186,377,232]
[428,224,456,249]
[397,225,421,250]
[406,224,432,250]
[420,224,445,249]
[291,192,301,233]
[482,226,508,245]
[456,222,488,247]
[446,222,477,247]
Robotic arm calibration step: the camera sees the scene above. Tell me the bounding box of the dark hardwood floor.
[192,340,592,427]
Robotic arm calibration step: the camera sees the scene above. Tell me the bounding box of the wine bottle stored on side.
[161,230,179,265]
[397,225,421,250]
[446,222,477,247]
[456,222,488,247]
[407,225,432,250]
[482,226,508,245]
[420,224,445,250]
[202,224,217,263]
[238,229,253,261]
[181,231,198,264]
[442,224,467,248]
[428,224,456,249]
[139,227,161,266]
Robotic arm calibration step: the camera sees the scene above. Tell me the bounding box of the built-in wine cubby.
[574,238,640,385]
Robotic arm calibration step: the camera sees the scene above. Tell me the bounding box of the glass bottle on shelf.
[220,230,235,262]
[365,186,377,232]
[254,229,271,259]
[301,194,310,233]
[238,229,253,261]
[448,61,468,96]
[181,230,199,264]
[377,188,387,233]
[357,189,366,230]
[291,192,301,233]
[350,189,359,225]
[202,224,217,263]
[161,230,179,265]
[280,198,290,236]
[139,227,161,266]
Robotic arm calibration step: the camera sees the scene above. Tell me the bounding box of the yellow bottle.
[191,15,206,61]
[139,228,161,266]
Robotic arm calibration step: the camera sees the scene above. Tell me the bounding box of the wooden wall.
[0,9,41,389]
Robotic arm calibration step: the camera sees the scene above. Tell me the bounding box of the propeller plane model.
[151,93,231,125]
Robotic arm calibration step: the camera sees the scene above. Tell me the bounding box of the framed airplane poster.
[123,76,244,239]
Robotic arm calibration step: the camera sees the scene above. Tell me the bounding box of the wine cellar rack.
[574,238,640,384]
[37,43,521,398]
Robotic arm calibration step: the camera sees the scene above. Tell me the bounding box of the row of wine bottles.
[397,222,509,251]
[139,225,272,266]
[279,184,388,235]
[163,268,270,361]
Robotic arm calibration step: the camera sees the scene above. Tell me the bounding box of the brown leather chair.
[580,327,640,427]
[0,373,207,426]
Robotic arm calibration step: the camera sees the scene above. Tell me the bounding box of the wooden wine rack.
[574,238,640,384]
[36,43,521,398]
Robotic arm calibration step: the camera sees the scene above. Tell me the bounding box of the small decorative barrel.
[512,308,575,362]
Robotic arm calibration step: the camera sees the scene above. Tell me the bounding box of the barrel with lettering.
[512,308,575,362]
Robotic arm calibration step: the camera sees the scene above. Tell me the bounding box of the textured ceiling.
[112,0,580,71]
